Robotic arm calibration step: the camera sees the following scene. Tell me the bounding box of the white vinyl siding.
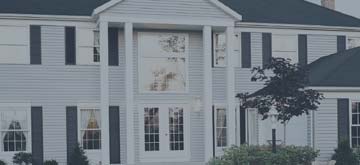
[347,36,360,49]
[0,26,29,64]
[308,35,337,64]
[314,99,338,161]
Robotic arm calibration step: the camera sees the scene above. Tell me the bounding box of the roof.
[308,47,360,87]
[220,0,360,27]
[1,0,360,27]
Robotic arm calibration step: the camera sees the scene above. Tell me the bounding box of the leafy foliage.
[13,152,32,165]
[332,140,359,165]
[209,145,319,165]
[237,58,323,122]
[69,143,89,165]
[44,160,58,165]
[0,160,5,165]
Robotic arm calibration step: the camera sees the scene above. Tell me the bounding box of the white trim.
[99,15,235,27]
[99,21,110,165]
[0,14,92,22]
[203,25,213,162]
[125,22,135,164]
[208,0,242,20]
[237,22,360,33]
[92,0,241,21]
[92,0,123,16]
[308,86,360,92]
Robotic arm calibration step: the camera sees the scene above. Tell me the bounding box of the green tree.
[69,143,89,165]
[237,57,323,123]
[13,152,32,165]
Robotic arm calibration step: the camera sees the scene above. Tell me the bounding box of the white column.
[226,26,236,146]
[125,22,135,164]
[100,21,110,165]
[203,25,213,162]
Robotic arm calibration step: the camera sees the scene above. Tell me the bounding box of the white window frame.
[213,32,227,67]
[93,30,100,63]
[77,103,101,153]
[76,28,100,65]
[234,33,242,67]
[0,25,30,64]
[138,32,189,94]
[350,100,360,148]
[139,103,190,162]
[0,103,31,155]
[214,104,228,149]
[272,33,298,64]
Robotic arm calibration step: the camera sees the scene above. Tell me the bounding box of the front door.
[139,103,190,162]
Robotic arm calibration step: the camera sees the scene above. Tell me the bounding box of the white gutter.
[237,22,360,32]
[0,13,93,22]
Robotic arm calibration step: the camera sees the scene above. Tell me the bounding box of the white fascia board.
[100,15,234,27]
[0,13,93,22]
[307,86,360,92]
[237,22,360,33]
[208,0,242,21]
[92,0,123,16]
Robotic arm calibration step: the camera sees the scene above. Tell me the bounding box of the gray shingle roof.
[1,0,360,27]
[308,47,360,87]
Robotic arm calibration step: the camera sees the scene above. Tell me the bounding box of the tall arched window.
[1,110,28,152]
[80,109,101,150]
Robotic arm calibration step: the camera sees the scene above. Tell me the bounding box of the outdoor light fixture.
[192,96,202,112]
[268,106,279,153]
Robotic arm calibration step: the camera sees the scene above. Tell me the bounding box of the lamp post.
[268,106,279,153]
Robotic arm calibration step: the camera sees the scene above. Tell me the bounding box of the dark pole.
[272,128,276,153]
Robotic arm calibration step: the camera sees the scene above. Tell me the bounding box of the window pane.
[144,107,160,151]
[214,33,227,67]
[169,107,184,151]
[216,107,227,147]
[81,109,101,150]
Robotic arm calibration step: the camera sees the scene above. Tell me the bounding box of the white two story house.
[1,0,360,164]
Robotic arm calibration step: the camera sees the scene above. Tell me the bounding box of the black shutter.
[262,33,272,67]
[212,106,215,157]
[66,106,78,163]
[240,106,246,144]
[31,106,43,165]
[108,28,119,66]
[65,27,76,65]
[241,32,251,68]
[337,36,346,52]
[109,106,121,164]
[298,35,308,66]
[338,99,350,143]
[30,25,42,64]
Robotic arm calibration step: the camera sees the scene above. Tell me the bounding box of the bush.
[44,160,58,165]
[69,143,89,165]
[0,160,6,165]
[209,145,319,165]
[332,140,359,165]
[13,152,32,165]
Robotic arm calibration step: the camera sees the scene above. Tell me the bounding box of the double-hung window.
[215,105,227,147]
[351,102,360,147]
[272,34,298,63]
[93,31,100,62]
[213,33,227,67]
[0,107,30,152]
[138,32,189,93]
[80,108,101,150]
